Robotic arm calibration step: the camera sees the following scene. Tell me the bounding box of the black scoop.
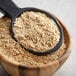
[0,0,63,56]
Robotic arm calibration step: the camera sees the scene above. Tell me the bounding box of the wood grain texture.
[0,65,10,76]
[0,16,71,76]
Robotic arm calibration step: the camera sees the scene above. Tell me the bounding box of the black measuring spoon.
[0,0,63,56]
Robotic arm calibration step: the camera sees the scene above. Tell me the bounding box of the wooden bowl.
[0,16,71,76]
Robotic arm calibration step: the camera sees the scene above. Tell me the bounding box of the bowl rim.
[0,14,72,69]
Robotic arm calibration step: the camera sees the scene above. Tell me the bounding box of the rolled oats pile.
[0,13,66,66]
[13,11,60,52]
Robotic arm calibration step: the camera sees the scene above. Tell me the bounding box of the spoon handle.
[0,0,20,18]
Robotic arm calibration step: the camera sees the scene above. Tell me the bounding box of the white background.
[0,0,76,76]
